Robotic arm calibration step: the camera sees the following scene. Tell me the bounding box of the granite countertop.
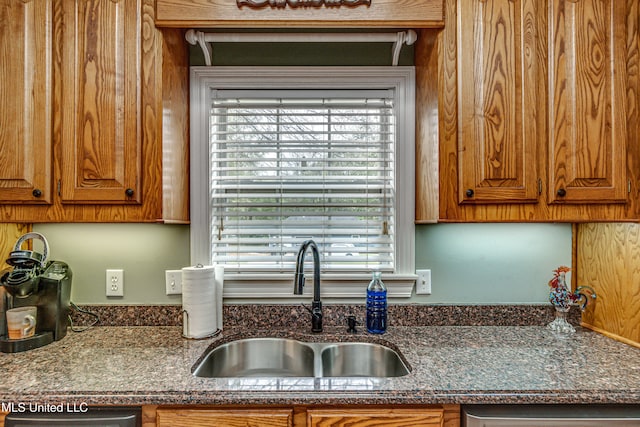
[0,325,639,407]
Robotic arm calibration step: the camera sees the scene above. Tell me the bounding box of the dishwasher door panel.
[463,405,640,427]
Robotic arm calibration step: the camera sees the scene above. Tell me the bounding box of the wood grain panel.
[0,0,166,222]
[626,0,640,219]
[457,0,540,204]
[307,407,444,427]
[141,405,157,427]
[0,224,30,270]
[548,0,628,203]
[155,0,444,28]
[0,0,53,204]
[160,28,190,224]
[59,0,142,204]
[442,405,460,427]
[577,223,640,347]
[415,29,440,222]
[156,408,293,427]
[435,0,639,222]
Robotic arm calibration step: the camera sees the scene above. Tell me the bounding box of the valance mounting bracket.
[185,30,418,66]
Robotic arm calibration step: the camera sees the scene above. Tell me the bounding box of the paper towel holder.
[182,309,221,340]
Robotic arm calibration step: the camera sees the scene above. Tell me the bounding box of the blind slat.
[210,93,396,272]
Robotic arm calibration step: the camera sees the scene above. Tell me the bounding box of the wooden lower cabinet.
[152,405,460,427]
[156,408,293,427]
[307,407,445,427]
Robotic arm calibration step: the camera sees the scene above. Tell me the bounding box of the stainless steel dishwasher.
[463,405,640,426]
[4,407,140,426]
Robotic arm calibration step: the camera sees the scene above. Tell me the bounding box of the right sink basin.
[193,338,410,378]
[320,342,410,378]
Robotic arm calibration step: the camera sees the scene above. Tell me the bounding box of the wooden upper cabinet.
[548,0,628,204]
[0,0,53,205]
[457,0,541,204]
[0,0,189,222]
[59,0,142,204]
[430,0,640,222]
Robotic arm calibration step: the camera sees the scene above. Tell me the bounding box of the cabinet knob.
[32,189,42,198]
[557,188,567,197]
[125,188,134,197]
[465,189,474,197]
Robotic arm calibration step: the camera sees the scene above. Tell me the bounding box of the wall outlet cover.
[106,269,124,297]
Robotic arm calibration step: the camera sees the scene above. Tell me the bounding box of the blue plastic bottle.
[366,271,387,334]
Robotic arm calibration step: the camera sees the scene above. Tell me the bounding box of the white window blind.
[209,90,396,273]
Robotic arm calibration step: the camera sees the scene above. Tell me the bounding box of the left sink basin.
[193,338,316,378]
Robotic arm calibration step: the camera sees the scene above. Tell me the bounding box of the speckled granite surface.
[0,324,638,406]
[71,303,581,328]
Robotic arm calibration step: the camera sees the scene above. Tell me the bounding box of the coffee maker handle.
[13,232,49,269]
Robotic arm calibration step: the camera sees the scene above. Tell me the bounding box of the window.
[190,67,416,298]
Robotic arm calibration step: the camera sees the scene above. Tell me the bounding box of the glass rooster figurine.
[547,266,596,333]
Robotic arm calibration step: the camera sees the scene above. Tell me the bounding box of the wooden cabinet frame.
[0,0,54,205]
[423,0,640,222]
[150,405,461,427]
[0,0,188,223]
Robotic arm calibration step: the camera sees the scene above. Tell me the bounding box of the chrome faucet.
[293,239,323,333]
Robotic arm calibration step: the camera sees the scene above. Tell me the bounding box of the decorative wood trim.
[155,0,444,28]
[237,0,371,8]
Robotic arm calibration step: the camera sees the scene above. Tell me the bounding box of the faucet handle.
[311,301,323,333]
[346,315,358,333]
[299,302,322,333]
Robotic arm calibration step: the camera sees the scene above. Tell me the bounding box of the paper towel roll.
[214,265,224,331]
[182,265,218,339]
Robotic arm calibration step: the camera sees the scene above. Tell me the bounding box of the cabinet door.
[59,0,142,204]
[307,408,444,427]
[548,0,628,203]
[156,408,293,427]
[0,0,53,204]
[457,0,541,204]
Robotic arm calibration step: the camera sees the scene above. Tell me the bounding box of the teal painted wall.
[413,223,571,304]
[32,223,571,305]
[26,38,572,306]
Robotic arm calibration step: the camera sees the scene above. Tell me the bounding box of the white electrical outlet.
[416,269,432,295]
[106,269,124,297]
[165,270,182,295]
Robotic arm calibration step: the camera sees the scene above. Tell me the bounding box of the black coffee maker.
[0,232,72,353]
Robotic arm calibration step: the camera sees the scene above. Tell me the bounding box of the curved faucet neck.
[293,239,323,333]
[294,240,321,302]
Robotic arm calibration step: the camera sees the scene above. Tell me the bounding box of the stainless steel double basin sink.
[193,337,410,378]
